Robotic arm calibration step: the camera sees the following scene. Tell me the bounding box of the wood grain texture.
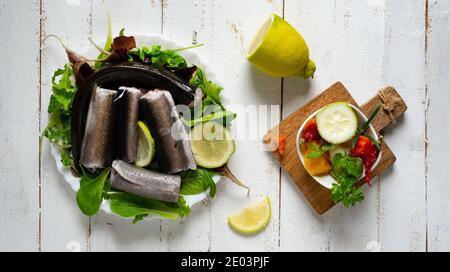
[426,0,450,252]
[40,0,92,252]
[0,0,40,251]
[206,0,283,252]
[378,0,427,252]
[265,82,402,215]
[1,0,448,251]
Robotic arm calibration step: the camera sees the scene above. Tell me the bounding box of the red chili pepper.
[302,118,321,143]
[351,135,379,185]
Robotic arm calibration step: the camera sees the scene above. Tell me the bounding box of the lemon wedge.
[228,196,271,235]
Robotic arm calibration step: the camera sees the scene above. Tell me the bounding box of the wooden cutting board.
[264,82,407,214]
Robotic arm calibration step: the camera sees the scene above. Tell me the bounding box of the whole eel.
[110,160,181,203]
[139,90,197,174]
[80,86,117,169]
[115,87,142,163]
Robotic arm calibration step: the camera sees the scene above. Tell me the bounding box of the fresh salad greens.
[180,168,217,197]
[42,64,76,166]
[191,68,224,109]
[109,193,190,223]
[330,153,364,207]
[130,45,187,69]
[76,168,111,216]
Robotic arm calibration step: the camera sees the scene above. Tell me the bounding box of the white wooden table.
[1,0,449,252]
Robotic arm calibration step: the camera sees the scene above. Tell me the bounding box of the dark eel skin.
[72,63,201,171]
[140,90,197,174]
[115,87,142,163]
[80,86,117,169]
[110,160,181,203]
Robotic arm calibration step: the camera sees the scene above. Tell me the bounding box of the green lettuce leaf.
[109,193,190,223]
[180,168,217,197]
[76,168,111,216]
[42,64,76,147]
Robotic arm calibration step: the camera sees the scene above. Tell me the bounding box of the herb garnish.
[330,153,364,207]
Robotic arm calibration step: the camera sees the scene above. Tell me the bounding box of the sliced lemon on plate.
[189,122,235,168]
[134,121,155,167]
[228,196,272,235]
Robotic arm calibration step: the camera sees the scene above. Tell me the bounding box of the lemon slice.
[189,122,235,168]
[315,102,358,144]
[134,121,155,167]
[247,14,315,78]
[228,196,271,235]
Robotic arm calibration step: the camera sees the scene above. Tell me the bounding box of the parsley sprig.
[330,153,364,207]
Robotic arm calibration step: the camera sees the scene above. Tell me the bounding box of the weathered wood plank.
[207,0,283,251]
[40,0,92,252]
[378,0,426,251]
[0,0,41,251]
[426,0,450,252]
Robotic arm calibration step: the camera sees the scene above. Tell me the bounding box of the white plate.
[51,35,223,220]
[296,104,382,189]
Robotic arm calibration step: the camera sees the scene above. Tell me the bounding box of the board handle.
[360,86,407,133]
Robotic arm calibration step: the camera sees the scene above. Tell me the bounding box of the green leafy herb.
[76,168,111,216]
[191,68,223,108]
[147,45,188,69]
[109,193,190,223]
[130,44,203,69]
[60,148,73,167]
[330,153,364,207]
[331,176,365,207]
[180,168,217,197]
[42,64,76,149]
[306,143,332,159]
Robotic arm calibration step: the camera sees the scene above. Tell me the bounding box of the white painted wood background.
[0,0,449,252]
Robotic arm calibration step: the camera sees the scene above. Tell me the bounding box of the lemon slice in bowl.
[315,102,358,144]
[228,196,271,235]
[135,121,155,167]
[189,122,235,168]
[247,14,316,78]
